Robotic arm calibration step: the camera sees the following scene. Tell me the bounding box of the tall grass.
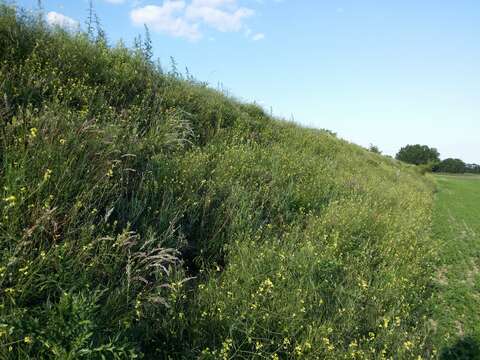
[0,4,437,358]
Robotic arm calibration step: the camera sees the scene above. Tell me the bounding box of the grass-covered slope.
[0,5,436,359]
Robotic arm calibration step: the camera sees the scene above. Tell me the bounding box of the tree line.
[395,144,479,174]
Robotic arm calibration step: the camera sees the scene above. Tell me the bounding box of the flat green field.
[431,174,480,359]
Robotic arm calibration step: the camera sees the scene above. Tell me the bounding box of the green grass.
[431,174,480,359]
[0,4,439,359]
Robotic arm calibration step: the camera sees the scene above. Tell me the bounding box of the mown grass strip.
[431,174,480,359]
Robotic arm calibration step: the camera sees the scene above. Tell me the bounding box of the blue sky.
[15,0,480,163]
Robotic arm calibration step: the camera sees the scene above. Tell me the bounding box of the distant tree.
[396,144,440,165]
[368,144,381,154]
[466,164,480,174]
[434,158,466,173]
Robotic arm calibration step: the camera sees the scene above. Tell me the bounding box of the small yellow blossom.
[24,336,33,344]
[360,279,368,289]
[295,345,303,356]
[29,127,38,139]
[3,195,16,206]
[43,169,53,181]
[382,317,390,329]
[59,139,66,145]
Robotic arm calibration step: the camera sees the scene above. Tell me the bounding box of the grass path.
[431,174,480,359]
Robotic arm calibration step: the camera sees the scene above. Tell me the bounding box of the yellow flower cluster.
[3,195,17,207]
[29,127,38,140]
[43,169,53,181]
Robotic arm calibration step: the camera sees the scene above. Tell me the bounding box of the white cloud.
[130,0,257,40]
[131,2,201,40]
[46,11,79,30]
[104,0,126,4]
[252,32,264,41]
[185,0,253,32]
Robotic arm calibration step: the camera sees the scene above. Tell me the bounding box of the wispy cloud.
[252,32,264,41]
[185,0,253,32]
[46,11,79,30]
[104,0,126,4]
[130,0,259,41]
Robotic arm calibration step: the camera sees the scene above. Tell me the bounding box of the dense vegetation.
[0,5,437,359]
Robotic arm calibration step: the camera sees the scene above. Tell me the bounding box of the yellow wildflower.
[43,169,52,181]
[360,279,368,289]
[3,195,16,206]
[295,345,303,356]
[29,127,38,139]
[19,265,29,275]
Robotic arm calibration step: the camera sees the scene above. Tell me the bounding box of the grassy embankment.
[0,5,437,359]
[430,174,480,359]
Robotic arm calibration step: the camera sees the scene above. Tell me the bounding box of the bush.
[368,144,381,154]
